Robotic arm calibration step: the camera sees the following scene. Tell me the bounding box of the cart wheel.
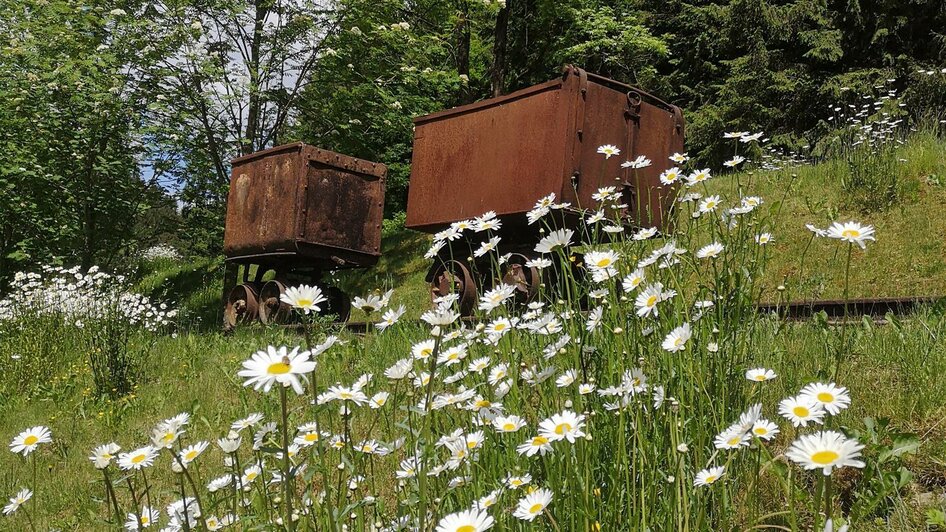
[224,283,261,329]
[501,253,541,305]
[258,280,290,325]
[322,286,352,322]
[431,260,477,316]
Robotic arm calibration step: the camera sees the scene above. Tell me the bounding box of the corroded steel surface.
[405,65,685,236]
[223,142,387,269]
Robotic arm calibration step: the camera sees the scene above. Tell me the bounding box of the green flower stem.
[279,385,296,531]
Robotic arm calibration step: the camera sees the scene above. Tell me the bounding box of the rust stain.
[223,142,387,269]
[406,65,685,236]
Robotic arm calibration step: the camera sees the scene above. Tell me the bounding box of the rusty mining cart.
[222,142,386,329]
[406,65,685,314]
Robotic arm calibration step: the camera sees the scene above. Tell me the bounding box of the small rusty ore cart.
[222,142,386,328]
[406,65,684,314]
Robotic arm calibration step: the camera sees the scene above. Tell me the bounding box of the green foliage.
[847,417,921,520]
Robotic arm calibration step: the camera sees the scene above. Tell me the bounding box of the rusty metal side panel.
[224,148,303,257]
[301,160,385,262]
[571,80,637,209]
[626,102,684,229]
[406,85,570,232]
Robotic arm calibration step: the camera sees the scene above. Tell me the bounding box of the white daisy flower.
[745,368,777,382]
[751,419,780,441]
[534,229,574,254]
[778,395,826,427]
[538,410,586,443]
[799,382,851,415]
[597,144,621,159]
[694,466,725,487]
[662,323,692,352]
[698,195,721,213]
[492,415,526,433]
[118,445,158,471]
[786,430,865,475]
[516,435,553,457]
[9,426,52,456]
[89,442,121,469]
[826,221,875,249]
[513,488,553,521]
[3,488,32,515]
[238,346,315,395]
[659,167,682,185]
[696,242,724,259]
[435,508,494,532]
[279,284,327,314]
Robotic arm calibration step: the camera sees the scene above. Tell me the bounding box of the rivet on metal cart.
[222,142,386,329]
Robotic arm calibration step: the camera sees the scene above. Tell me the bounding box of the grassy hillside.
[139,132,946,325]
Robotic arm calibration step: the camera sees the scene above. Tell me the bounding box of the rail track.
[755,296,943,320]
[332,296,944,333]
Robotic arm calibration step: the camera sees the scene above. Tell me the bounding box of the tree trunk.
[455,1,472,103]
[243,0,268,156]
[490,2,511,97]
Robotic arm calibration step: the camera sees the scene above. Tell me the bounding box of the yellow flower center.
[494,323,506,331]
[554,423,572,435]
[727,437,741,446]
[467,440,478,449]
[375,398,386,405]
[185,450,198,461]
[476,400,491,408]
[793,406,810,417]
[529,503,544,514]
[458,526,476,532]
[705,475,718,484]
[131,453,147,464]
[811,450,840,465]
[817,392,834,403]
[511,479,523,486]
[23,435,38,446]
[502,423,516,431]
[304,433,319,442]
[646,295,657,307]
[596,258,611,268]
[420,348,432,357]
[447,352,458,360]
[706,201,716,209]
[754,375,766,381]
[841,229,860,238]
[246,472,258,481]
[533,436,549,446]
[674,338,684,347]
[753,427,768,435]
[267,362,291,375]
[340,392,353,399]
[296,298,313,307]
[162,432,175,443]
[362,445,373,452]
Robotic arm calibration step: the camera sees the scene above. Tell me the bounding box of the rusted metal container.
[406,65,684,234]
[224,142,386,267]
[222,142,386,328]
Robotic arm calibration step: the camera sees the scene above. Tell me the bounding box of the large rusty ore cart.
[406,66,684,314]
[223,142,386,328]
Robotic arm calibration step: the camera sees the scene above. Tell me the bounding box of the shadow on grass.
[135,257,224,332]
